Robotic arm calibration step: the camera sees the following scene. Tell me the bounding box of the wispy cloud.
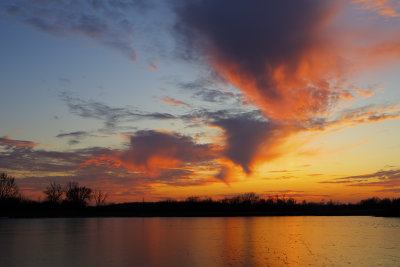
[56,131,92,145]
[353,0,400,17]
[1,0,153,60]
[0,136,38,148]
[61,93,175,130]
[178,78,242,104]
[0,132,223,201]
[320,168,400,189]
[148,59,159,71]
[159,97,191,108]
[263,190,331,199]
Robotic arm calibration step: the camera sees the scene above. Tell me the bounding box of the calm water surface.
[1,216,399,266]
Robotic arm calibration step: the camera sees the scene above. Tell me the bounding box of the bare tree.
[43,182,63,203]
[0,173,19,200]
[65,182,92,206]
[93,190,108,206]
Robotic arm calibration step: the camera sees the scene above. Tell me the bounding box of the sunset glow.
[1,0,400,203]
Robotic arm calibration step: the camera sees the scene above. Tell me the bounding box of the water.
[0,216,399,266]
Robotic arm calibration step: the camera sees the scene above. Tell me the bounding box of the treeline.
[1,173,399,217]
[0,173,108,217]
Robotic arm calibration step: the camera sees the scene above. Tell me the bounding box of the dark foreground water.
[1,216,399,266]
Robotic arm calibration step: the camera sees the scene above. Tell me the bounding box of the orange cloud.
[148,59,159,71]
[159,97,191,108]
[354,0,400,17]
[174,0,400,175]
[0,136,38,148]
[81,130,219,178]
[355,89,375,98]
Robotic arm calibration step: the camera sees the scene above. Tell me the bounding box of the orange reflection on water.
[1,217,400,266]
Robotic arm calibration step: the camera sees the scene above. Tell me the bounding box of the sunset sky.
[1,0,400,203]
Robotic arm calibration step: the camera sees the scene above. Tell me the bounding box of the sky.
[1,0,400,203]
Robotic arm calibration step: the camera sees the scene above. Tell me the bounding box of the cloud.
[182,110,292,176]
[173,0,352,121]
[61,93,175,130]
[0,136,38,148]
[159,97,191,108]
[56,131,92,145]
[148,59,159,71]
[355,89,375,98]
[171,1,358,174]
[211,114,277,174]
[173,0,400,172]
[82,130,218,177]
[263,190,331,199]
[178,78,241,104]
[56,131,89,139]
[193,89,239,104]
[353,0,400,17]
[0,0,153,61]
[320,104,400,130]
[320,168,400,189]
[0,133,222,201]
[0,143,107,173]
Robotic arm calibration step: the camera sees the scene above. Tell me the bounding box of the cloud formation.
[320,169,400,189]
[61,93,175,130]
[210,113,279,174]
[172,0,400,176]
[1,0,152,60]
[56,131,92,145]
[0,132,222,201]
[174,0,351,121]
[159,97,191,108]
[354,0,400,17]
[82,130,218,177]
[0,136,38,148]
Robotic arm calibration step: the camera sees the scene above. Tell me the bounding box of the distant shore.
[1,196,399,218]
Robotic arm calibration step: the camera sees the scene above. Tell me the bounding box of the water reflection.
[0,216,399,266]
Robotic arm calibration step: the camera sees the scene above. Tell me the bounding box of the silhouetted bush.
[64,182,92,207]
[43,182,63,203]
[93,190,108,206]
[0,173,19,200]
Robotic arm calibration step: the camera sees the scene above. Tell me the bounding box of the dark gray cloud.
[181,109,288,175]
[320,169,400,189]
[172,0,349,121]
[0,132,221,201]
[56,131,92,145]
[185,109,281,174]
[61,93,175,130]
[56,131,88,138]
[0,144,108,173]
[119,130,217,170]
[212,115,272,174]
[174,0,331,69]
[178,78,241,104]
[193,89,238,104]
[263,190,331,199]
[1,0,153,61]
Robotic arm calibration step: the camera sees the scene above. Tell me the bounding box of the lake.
[1,216,399,266]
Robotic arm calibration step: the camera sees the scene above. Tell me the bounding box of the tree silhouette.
[0,173,19,200]
[65,182,92,206]
[43,182,63,203]
[93,190,108,206]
